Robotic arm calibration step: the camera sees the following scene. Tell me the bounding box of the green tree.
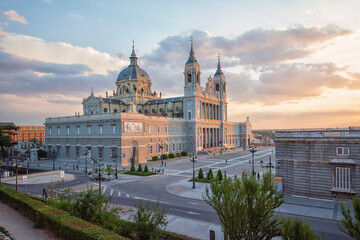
[207,168,214,180]
[339,197,360,239]
[144,165,149,173]
[204,171,284,240]
[0,125,19,160]
[198,168,204,179]
[130,200,168,240]
[130,163,136,172]
[137,164,143,172]
[216,169,223,181]
[280,217,324,240]
[37,149,47,158]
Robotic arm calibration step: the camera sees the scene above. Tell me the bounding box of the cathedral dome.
[117,43,151,82]
[117,66,150,82]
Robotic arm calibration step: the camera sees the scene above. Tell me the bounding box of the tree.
[207,168,213,180]
[204,171,284,240]
[130,163,136,172]
[130,200,168,240]
[138,164,143,172]
[0,125,19,160]
[280,217,324,240]
[198,168,204,179]
[37,149,47,158]
[216,169,223,181]
[339,197,360,239]
[144,165,149,173]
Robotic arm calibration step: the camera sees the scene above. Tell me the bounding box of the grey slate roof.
[144,97,183,105]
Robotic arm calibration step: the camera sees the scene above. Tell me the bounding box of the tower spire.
[215,53,223,76]
[186,36,197,64]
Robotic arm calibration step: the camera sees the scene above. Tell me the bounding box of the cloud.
[3,10,28,24]
[0,32,127,75]
[68,12,83,21]
[42,0,53,3]
[144,26,353,68]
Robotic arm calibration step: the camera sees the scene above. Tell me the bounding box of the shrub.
[198,168,204,179]
[280,217,324,240]
[181,151,188,156]
[144,165,149,173]
[130,163,136,172]
[207,168,214,180]
[37,149,47,158]
[168,153,175,158]
[130,200,168,240]
[161,154,168,160]
[175,153,181,157]
[137,164,143,172]
[216,169,223,181]
[152,156,159,161]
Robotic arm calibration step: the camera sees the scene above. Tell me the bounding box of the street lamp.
[158,142,166,167]
[109,152,118,179]
[51,151,56,170]
[190,154,198,189]
[269,155,272,175]
[82,150,89,174]
[98,163,102,195]
[249,145,258,176]
[12,158,21,191]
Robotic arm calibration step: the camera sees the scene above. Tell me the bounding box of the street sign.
[123,153,125,158]
[60,171,65,179]
[22,175,28,184]
[274,177,283,193]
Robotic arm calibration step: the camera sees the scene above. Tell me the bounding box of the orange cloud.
[3,10,28,24]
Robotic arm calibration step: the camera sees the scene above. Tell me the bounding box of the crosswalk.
[89,184,135,198]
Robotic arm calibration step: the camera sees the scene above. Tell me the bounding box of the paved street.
[1,146,353,240]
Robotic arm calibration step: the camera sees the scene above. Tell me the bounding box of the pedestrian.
[37,162,40,167]
[164,162,166,167]
[73,164,75,170]
[257,173,260,180]
[260,160,263,167]
[225,159,228,164]
[42,188,46,198]
[76,164,78,170]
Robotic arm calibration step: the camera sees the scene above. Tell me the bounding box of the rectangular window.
[66,147,70,157]
[112,125,116,134]
[18,133,21,136]
[158,146,161,153]
[76,147,80,157]
[25,133,28,136]
[165,127,168,133]
[36,133,39,136]
[179,143,182,151]
[67,127,70,135]
[18,139,21,142]
[77,126,80,135]
[25,139,28,142]
[165,145,168,152]
[335,167,351,190]
[42,132,45,136]
[99,148,103,158]
[172,144,175,152]
[87,126,91,134]
[188,111,191,120]
[149,146,153,154]
[42,138,45,141]
[57,127,60,135]
[172,126,175,132]
[36,138,39,141]
[157,127,160,133]
[49,127,52,135]
[179,126,182,132]
[31,133,33,136]
[99,125,103,134]
[149,127,152,133]
[336,147,349,155]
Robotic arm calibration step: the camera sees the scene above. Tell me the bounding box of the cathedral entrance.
[129,140,139,165]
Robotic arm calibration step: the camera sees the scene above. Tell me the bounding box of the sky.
[0,0,360,129]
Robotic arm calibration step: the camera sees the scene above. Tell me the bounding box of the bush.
[130,200,168,240]
[181,151,188,156]
[280,217,324,240]
[216,169,223,181]
[130,163,136,172]
[124,170,157,176]
[198,168,204,179]
[175,153,181,157]
[137,164,143,172]
[37,149,47,158]
[207,168,214,180]
[168,153,175,158]
[161,154,168,160]
[144,165,149,173]
[152,156,159,161]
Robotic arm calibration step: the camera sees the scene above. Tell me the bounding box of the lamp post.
[109,152,118,179]
[52,151,56,170]
[249,145,258,176]
[190,154,197,189]
[269,155,272,175]
[158,142,165,167]
[98,163,102,195]
[12,158,21,191]
[83,150,89,174]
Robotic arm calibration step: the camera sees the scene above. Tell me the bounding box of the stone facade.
[45,41,252,165]
[275,127,360,201]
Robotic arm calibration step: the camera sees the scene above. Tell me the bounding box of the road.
[3,147,353,240]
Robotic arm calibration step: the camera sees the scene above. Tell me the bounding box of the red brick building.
[12,126,46,145]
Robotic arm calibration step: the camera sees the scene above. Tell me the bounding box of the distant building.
[45,42,253,165]
[12,126,46,147]
[275,127,360,201]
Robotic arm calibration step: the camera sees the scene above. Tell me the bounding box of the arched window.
[144,109,148,113]
[138,109,142,113]
[119,85,129,94]
[152,109,156,114]
[216,83,219,91]
[159,108,164,113]
[223,84,226,92]
[196,74,200,84]
[122,110,126,112]
[187,73,192,83]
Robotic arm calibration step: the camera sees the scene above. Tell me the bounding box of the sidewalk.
[166,180,347,222]
[0,201,56,240]
[1,171,75,185]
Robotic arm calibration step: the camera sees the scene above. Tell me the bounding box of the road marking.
[118,191,121,197]
[187,202,199,205]
[102,186,107,194]
[170,208,201,216]
[110,189,114,196]
[126,194,130,197]
[133,196,169,205]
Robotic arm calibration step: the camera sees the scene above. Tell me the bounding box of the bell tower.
[184,37,201,97]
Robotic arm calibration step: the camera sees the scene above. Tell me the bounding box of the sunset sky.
[0,0,359,129]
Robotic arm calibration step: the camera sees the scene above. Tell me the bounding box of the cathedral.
[45,41,252,165]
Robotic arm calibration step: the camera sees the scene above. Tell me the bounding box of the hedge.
[0,185,127,240]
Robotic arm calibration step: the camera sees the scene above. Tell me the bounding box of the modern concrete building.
[45,42,252,165]
[275,127,360,201]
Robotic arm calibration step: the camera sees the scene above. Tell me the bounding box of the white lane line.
[170,208,201,216]
[110,189,114,196]
[133,196,169,205]
[102,186,107,194]
[187,202,199,205]
[118,191,121,197]
[126,194,130,197]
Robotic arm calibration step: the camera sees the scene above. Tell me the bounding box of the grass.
[124,170,157,176]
